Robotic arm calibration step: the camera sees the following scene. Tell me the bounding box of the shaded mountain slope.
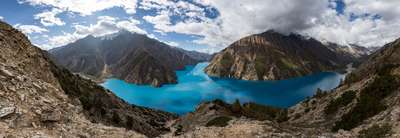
[112,49,177,86]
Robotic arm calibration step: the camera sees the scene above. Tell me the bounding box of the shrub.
[293,113,302,120]
[206,116,232,127]
[231,99,242,114]
[358,124,392,138]
[304,108,311,113]
[112,112,121,124]
[313,88,327,99]
[174,125,183,136]
[332,73,398,131]
[228,99,288,122]
[126,116,134,129]
[241,102,284,121]
[324,90,356,115]
[276,110,289,123]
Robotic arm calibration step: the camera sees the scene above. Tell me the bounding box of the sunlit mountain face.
[2,0,400,54]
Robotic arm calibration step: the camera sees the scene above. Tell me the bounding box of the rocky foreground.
[0,21,176,137]
[205,30,369,81]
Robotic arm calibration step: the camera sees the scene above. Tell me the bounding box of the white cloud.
[18,0,138,16]
[140,0,400,50]
[0,16,4,20]
[34,8,65,26]
[301,0,400,47]
[74,16,146,37]
[40,16,147,49]
[141,0,330,50]
[14,24,48,34]
[164,41,179,47]
[43,32,80,49]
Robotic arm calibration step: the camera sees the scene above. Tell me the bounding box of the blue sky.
[0,0,220,52]
[1,0,399,53]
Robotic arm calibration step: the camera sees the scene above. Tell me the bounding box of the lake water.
[102,62,345,115]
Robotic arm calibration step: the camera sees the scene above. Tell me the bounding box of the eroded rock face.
[205,30,363,81]
[0,21,176,137]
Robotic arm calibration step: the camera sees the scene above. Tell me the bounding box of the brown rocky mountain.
[205,30,367,81]
[0,21,176,137]
[165,37,400,137]
[50,30,210,87]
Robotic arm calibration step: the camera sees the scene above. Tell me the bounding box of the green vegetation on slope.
[324,90,356,115]
[332,65,399,131]
[206,116,233,127]
[220,53,234,67]
[240,102,288,122]
[358,124,392,138]
[255,55,267,78]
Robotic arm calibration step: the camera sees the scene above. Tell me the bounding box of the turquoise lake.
[101,62,345,115]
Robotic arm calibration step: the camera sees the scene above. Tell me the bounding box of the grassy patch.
[281,58,298,69]
[255,55,267,77]
[220,53,234,67]
[358,124,392,138]
[206,116,232,127]
[324,90,356,115]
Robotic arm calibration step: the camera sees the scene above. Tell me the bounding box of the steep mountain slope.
[205,30,366,81]
[168,37,400,137]
[112,49,177,86]
[50,30,210,87]
[0,21,176,137]
[325,43,374,65]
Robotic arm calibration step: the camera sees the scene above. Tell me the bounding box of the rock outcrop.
[205,30,366,81]
[50,30,210,87]
[0,21,176,137]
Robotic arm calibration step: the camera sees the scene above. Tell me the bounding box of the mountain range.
[50,30,210,87]
[205,30,372,81]
[2,20,400,137]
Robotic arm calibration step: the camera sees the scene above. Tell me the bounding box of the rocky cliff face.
[0,21,176,137]
[172,37,400,137]
[50,30,210,87]
[205,30,365,81]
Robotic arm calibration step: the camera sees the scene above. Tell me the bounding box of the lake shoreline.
[101,62,346,115]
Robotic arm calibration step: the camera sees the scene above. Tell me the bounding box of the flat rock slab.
[40,110,62,122]
[0,106,15,118]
